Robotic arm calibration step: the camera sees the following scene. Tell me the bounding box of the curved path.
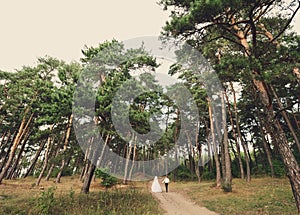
[150,182,218,215]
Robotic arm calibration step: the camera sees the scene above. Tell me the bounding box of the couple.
[151,176,170,193]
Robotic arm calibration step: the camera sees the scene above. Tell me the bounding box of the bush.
[201,166,215,180]
[95,168,118,188]
[272,159,286,177]
[36,187,56,214]
[48,166,73,178]
[252,163,268,176]
[176,164,192,180]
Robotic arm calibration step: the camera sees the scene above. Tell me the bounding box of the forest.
[1,0,300,214]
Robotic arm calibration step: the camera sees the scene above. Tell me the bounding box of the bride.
[151,176,162,192]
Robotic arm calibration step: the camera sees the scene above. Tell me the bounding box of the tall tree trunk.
[256,81,300,212]
[252,143,259,169]
[24,140,47,178]
[36,128,52,186]
[55,159,65,183]
[221,92,232,190]
[208,98,222,187]
[80,144,92,182]
[195,123,201,183]
[128,143,137,180]
[45,142,63,181]
[262,134,275,177]
[81,138,100,194]
[81,132,110,184]
[224,88,244,179]
[99,134,110,166]
[56,115,74,183]
[81,161,96,194]
[80,163,87,182]
[186,131,196,180]
[45,131,65,181]
[270,85,300,153]
[238,26,300,210]
[220,139,226,179]
[173,109,180,182]
[230,82,251,182]
[0,131,14,174]
[45,164,54,181]
[7,130,30,179]
[123,141,133,185]
[0,110,33,184]
[204,119,213,174]
[0,130,8,148]
[255,110,275,177]
[274,117,300,213]
[212,104,225,179]
[292,111,300,130]
[63,114,73,151]
[239,135,251,182]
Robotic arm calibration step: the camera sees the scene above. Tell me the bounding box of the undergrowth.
[0,186,162,215]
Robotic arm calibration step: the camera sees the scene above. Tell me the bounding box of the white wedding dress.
[151,176,162,192]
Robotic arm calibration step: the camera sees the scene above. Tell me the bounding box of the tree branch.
[253,0,277,23]
[271,2,300,43]
[274,101,300,119]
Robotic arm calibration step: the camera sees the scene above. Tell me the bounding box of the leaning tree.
[160,0,300,212]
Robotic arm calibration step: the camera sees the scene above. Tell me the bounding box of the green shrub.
[61,166,73,176]
[201,166,215,180]
[252,163,267,176]
[176,164,192,180]
[95,168,118,188]
[272,159,286,177]
[36,187,56,214]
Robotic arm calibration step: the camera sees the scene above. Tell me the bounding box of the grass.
[172,177,297,215]
[0,176,297,214]
[0,176,163,215]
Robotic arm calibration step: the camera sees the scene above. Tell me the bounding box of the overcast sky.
[0,1,299,71]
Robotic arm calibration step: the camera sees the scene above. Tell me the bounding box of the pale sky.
[0,1,299,71]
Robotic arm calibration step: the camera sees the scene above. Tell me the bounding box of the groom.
[162,175,170,192]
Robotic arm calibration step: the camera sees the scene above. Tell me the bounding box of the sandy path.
[150,182,218,215]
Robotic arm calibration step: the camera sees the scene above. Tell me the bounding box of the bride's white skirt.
[151,176,162,192]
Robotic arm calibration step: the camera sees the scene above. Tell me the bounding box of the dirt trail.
[150,182,218,215]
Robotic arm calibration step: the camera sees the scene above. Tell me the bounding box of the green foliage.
[69,189,75,203]
[36,187,56,215]
[1,2,300,205]
[160,1,300,204]
[95,169,118,188]
[253,149,287,178]
[201,166,215,180]
[50,166,73,178]
[230,157,242,178]
[169,163,220,182]
[252,164,268,176]
[272,159,286,178]
[29,188,161,215]
[170,164,192,180]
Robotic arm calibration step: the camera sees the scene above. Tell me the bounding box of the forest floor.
[0,176,297,214]
[165,177,297,215]
[0,176,162,214]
